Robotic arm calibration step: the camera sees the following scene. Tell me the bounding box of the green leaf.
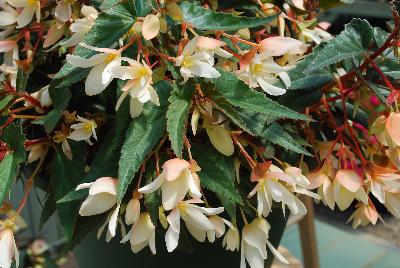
[180,1,279,31]
[166,81,195,157]
[16,68,29,92]
[43,87,71,133]
[117,81,172,201]
[212,69,311,122]
[0,124,26,206]
[51,142,86,242]
[262,123,311,155]
[191,144,242,220]
[134,0,156,16]
[0,95,14,111]
[53,2,135,87]
[143,172,161,225]
[305,19,373,73]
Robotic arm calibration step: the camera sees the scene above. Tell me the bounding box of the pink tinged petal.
[16,5,35,28]
[66,53,107,68]
[125,198,141,225]
[335,169,362,192]
[386,112,400,146]
[258,36,308,56]
[85,62,109,95]
[307,173,326,189]
[79,193,117,216]
[0,40,17,53]
[256,76,286,96]
[142,14,160,40]
[108,204,120,237]
[89,177,118,195]
[266,240,289,264]
[186,222,206,242]
[162,158,190,181]
[138,173,165,194]
[197,36,225,50]
[371,180,385,203]
[181,205,214,231]
[189,60,221,78]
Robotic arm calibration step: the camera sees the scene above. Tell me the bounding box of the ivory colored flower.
[76,177,120,238]
[111,58,159,118]
[175,36,221,82]
[248,164,318,217]
[61,5,98,47]
[386,147,400,170]
[125,194,141,225]
[6,0,40,28]
[66,44,121,95]
[0,39,18,87]
[333,169,368,211]
[206,215,226,243]
[384,192,400,218]
[165,199,224,252]
[54,0,75,23]
[139,158,202,210]
[121,213,156,254]
[240,218,288,268]
[196,36,232,59]
[258,36,308,58]
[0,227,19,268]
[308,160,336,210]
[300,24,333,45]
[142,13,160,40]
[26,143,48,163]
[371,112,400,148]
[30,85,52,108]
[53,131,72,160]
[347,202,378,229]
[222,220,240,251]
[68,115,97,144]
[0,4,18,26]
[366,164,400,203]
[204,120,234,156]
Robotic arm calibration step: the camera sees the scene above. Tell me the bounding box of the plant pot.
[73,208,288,268]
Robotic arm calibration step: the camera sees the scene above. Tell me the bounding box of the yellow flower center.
[177,202,188,216]
[252,63,263,75]
[137,66,149,78]
[53,133,65,144]
[105,54,118,64]
[182,56,194,67]
[83,122,93,134]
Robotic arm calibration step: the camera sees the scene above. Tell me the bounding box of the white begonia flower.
[61,5,98,47]
[206,215,226,242]
[68,115,97,144]
[138,158,202,211]
[6,0,40,28]
[125,194,141,225]
[0,227,19,268]
[300,27,332,45]
[222,220,240,252]
[347,202,378,229]
[0,4,18,27]
[0,39,19,87]
[66,43,120,96]
[308,161,336,210]
[333,169,368,211]
[121,213,156,254]
[76,177,120,238]
[165,199,224,252]
[240,218,288,268]
[175,36,221,82]
[196,36,233,59]
[141,13,160,40]
[26,143,48,163]
[111,57,159,118]
[248,164,319,217]
[384,192,400,218]
[30,85,52,108]
[54,0,75,23]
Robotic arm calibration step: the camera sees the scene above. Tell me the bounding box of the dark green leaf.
[117,81,172,201]
[16,68,29,92]
[43,87,71,133]
[53,2,135,88]
[180,1,279,31]
[51,142,86,242]
[166,81,195,157]
[305,19,373,73]
[134,0,156,16]
[191,144,242,220]
[39,193,57,229]
[0,95,13,111]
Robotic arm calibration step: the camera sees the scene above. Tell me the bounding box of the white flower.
[0,227,19,268]
[240,218,288,268]
[196,36,233,59]
[308,162,335,210]
[300,27,332,45]
[54,0,74,23]
[206,215,226,243]
[175,36,221,82]
[6,0,40,28]
[248,164,319,217]
[333,169,368,211]
[384,192,400,218]
[61,5,98,47]
[111,58,159,118]
[30,85,52,108]
[138,158,201,210]
[76,177,120,238]
[347,202,378,229]
[165,199,224,252]
[68,115,97,144]
[121,213,156,254]
[0,4,18,27]
[222,220,240,251]
[141,13,160,40]
[26,143,48,163]
[0,39,18,87]
[237,53,291,96]
[125,195,141,225]
[66,43,120,95]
